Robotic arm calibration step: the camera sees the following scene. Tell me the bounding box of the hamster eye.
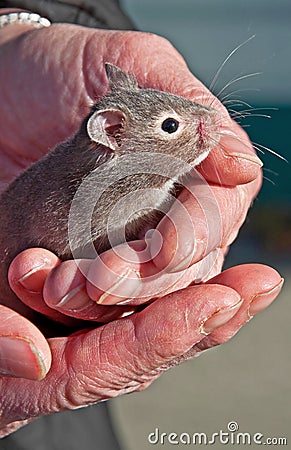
[161,118,179,134]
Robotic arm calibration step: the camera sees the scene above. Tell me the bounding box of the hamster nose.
[196,114,220,148]
[197,117,210,140]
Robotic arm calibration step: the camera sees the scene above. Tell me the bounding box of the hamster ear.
[105,63,138,91]
[87,108,126,151]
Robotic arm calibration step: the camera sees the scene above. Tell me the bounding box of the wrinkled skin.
[0,21,283,436]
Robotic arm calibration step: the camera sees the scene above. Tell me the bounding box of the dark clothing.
[0,2,134,448]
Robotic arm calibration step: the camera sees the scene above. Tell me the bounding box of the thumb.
[0,305,51,380]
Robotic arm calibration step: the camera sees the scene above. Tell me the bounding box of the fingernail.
[224,152,263,167]
[226,151,263,167]
[248,279,284,316]
[18,259,50,293]
[167,248,196,273]
[201,298,243,334]
[165,235,198,273]
[97,269,142,305]
[221,134,263,167]
[0,336,46,380]
[56,283,89,311]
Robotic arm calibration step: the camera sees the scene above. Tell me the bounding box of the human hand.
[0,21,283,434]
[1,262,283,436]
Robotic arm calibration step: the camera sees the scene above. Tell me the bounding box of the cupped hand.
[0,22,283,432]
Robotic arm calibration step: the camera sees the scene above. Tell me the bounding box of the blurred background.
[108,1,291,449]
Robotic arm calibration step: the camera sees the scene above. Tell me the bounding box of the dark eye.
[161,118,179,133]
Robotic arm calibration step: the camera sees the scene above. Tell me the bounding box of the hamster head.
[87,63,220,168]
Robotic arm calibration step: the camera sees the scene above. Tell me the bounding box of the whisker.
[263,168,279,176]
[223,103,278,121]
[234,107,278,114]
[216,72,262,99]
[236,113,272,119]
[223,99,253,109]
[252,142,288,162]
[262,176,276,186]
[209,35,256,93]
[220,88,260,103]
[219,129,287,163]
[227,109,272,121]
[228,109,248,119]
[228,106,277,120]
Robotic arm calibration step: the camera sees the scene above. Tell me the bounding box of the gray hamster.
[0,63,220,311]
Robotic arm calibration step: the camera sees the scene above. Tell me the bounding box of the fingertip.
[194,264,284,351]
[0,305,52,380]
[43,259,91,309]
[199,118,263,186]
[150,185,219,274]
[86,245,143,305]
[150,227,196,274]
[208,263,283,298]
[199,144,262,186]
[248,278,284,316]
[8,248,61,294]
[8,250,78,323]
[0,337,51,381]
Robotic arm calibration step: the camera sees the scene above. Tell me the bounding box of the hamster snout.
[197,114,220,148]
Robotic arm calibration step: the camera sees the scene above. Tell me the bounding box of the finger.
[45,244,224,311]
[70,285,242,385]
[44,241,174,310]
[9,248,138,322]
[198,119,263,186]
[194,263,283,353]
[85,243,221,306]
[0,283,242,424]
[151,176,261,272]
[9,244,163,316]
[84,240,182,306]
[0,419,33,439]
[34,172,261,309]
[8,248,85,326]
[43,258,139,322]
[151,263,283,365]
[0,305,51,380]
